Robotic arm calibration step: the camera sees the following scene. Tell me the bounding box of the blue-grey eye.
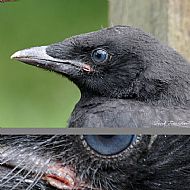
[84,135,136,156]
[91,48,108,63]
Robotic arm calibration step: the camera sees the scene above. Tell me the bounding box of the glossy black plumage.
[11,26,190,127]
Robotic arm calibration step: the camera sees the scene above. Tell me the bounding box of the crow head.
[11,26,190,105]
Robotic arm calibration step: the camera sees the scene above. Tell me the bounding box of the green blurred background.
[0,0,108,128]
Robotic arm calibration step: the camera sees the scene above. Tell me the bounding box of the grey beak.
[11,46,83,73]
[11,46,49,62]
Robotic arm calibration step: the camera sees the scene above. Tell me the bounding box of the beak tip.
[11,51,21,60]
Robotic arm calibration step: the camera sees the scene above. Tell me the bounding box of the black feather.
[0,135,190,190]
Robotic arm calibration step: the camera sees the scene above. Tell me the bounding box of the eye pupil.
[91,48,108,63]
[96,52,102,58]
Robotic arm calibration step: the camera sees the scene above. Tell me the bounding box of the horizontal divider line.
[1,128,190,135]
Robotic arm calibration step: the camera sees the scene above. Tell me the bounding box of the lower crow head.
[1,135,190,190]
[11,26,190,105]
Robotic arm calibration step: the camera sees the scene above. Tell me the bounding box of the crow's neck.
[78,87,190,108]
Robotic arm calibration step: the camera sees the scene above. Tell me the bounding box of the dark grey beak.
[11,46,84,74]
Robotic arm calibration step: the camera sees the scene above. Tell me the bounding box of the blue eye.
[91,48,108,63]
[84,135,136,156]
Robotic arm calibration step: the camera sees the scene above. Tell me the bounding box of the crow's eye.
[83,135,136,156]
[91,48,108,63]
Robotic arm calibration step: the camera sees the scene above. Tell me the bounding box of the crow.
[0,135,190,190]
[3,26,190,190]
[11,26,190,127]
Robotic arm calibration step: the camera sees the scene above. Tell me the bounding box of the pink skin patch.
[43,163,86,190]
[82,64,94,73]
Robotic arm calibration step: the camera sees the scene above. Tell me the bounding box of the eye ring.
[81,135,142,158]
[91,48,108,63]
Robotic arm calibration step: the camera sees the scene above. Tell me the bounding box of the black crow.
[0,135,190,190]
[11,26,190,127]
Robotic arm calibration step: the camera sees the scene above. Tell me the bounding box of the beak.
[11,46,85,74]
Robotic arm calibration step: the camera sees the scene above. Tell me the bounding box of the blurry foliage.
[0,0,108,127]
